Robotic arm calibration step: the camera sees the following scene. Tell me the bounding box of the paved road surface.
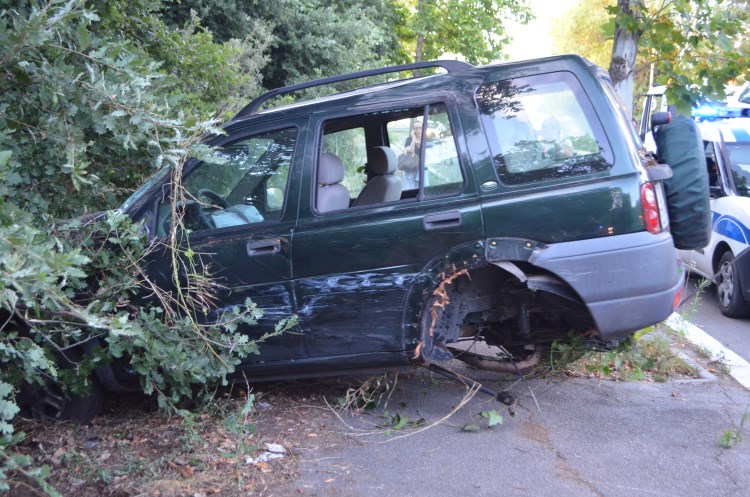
[681,278,750,362]
[292,364,750,497]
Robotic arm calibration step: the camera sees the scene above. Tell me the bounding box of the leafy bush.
[0,1,281,492]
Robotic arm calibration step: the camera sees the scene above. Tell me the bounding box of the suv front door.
[148,119,308,365]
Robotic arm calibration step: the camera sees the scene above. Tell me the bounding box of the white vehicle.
[639,85,750,150]
[680,117,750,317]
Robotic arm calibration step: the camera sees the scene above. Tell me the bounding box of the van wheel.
[716,251,750,318]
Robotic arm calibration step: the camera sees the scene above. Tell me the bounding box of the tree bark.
[413,0,425,75]
[609,0,643,114]
[416,0,425,61]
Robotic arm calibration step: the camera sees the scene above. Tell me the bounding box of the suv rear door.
[292,100,484,363]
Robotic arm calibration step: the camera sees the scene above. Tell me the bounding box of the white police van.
[680,117,750,317]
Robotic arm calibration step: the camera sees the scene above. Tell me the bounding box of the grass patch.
[717,408,749,449]
[548,327,698,381]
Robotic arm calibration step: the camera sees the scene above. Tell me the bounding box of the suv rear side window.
[476,72,613,185]
[316,103,464,213]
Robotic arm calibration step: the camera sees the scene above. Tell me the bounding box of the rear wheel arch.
[412,257,593,363]
[402,240,486,361]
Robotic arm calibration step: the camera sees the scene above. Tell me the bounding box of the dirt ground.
[7,378,360,497]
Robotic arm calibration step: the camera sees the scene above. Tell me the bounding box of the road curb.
[666,312,750,390]
[673,350,716,382]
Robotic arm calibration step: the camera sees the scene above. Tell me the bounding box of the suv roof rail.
[235,60,474,119]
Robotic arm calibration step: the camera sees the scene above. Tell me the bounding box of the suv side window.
[386,104,463,197]
[316,103,464,212]
[476,72,613,185]
[157,127,296,235]
[321,127,368,199]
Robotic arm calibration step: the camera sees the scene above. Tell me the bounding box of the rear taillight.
[640,182,661,234]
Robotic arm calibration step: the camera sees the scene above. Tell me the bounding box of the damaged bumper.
[518,231,683,340]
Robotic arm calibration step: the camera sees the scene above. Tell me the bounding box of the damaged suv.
[93,56,685,400]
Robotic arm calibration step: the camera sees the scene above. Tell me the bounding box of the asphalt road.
[681,277,750,362]
[291,363,750,497]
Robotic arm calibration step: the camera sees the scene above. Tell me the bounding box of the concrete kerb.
[666,311,750,390]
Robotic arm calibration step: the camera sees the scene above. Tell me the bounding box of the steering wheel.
[195,189,230,229]
[196,189,230,209]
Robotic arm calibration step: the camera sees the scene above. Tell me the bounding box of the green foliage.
[647,1,749,114]
[549,328,697,381]
[550,0,613,68]
[0,0,269,220]
[0,383,19,437]
[2,379,60,495]
[461,410,504,433]
[717,407,749,449]
[0,2,280,493]
[162,0,399,89]
[479,409,503,428]
[221,393,257,456]
[607,0,750,114]
[399,0,533,65]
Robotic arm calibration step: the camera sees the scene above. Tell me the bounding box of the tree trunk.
[416,32,424,63]
[414,0,425,75]
[609,0,642,114]
[415,0,424,62]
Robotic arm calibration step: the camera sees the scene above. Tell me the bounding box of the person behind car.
[398,119,424,189]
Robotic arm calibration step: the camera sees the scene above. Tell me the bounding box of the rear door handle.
[247,238,281,256]
[423,210,462,230]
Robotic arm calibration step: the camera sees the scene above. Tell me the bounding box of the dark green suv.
[115,55,682,383]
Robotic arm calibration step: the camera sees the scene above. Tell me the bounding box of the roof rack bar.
[235,60,474,119]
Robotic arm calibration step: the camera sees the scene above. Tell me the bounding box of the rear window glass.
[476,72,613,185]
